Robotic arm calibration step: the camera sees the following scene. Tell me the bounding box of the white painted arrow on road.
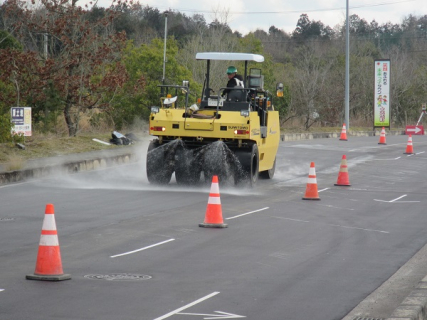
[177,311,245,319]
[154,292,246,320]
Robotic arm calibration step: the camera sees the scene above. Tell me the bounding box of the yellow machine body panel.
[149,108,280,173]
[256,111,280,172]
[146,52,282,186]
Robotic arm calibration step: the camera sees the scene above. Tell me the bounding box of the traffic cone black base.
[199,222,228,228]
[26,274,71,281]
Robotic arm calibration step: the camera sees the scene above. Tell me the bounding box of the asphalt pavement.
[1,130,427,320]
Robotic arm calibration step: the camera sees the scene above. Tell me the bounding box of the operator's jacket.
[222,74,244,98]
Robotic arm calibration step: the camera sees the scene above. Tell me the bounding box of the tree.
[108,37,200,128]
[260,26,292,64]
[0,29,22,50]
[0,29,22,116]
[349,14,370,36]
[292,14,334,42]
[288,44,335,129]
[176,9,239,91]
[0,0,131,136]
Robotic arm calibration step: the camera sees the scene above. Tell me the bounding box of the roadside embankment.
[0,146,137,186]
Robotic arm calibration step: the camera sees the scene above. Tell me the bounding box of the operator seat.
[226,87,247,102]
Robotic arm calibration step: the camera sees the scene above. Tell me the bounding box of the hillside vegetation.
[0,0,426,142]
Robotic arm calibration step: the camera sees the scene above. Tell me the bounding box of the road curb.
[0,151,136,185]
[281,130,405,141]
[387,281,427,319]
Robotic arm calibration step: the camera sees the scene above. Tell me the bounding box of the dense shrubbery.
[0,113,12,143]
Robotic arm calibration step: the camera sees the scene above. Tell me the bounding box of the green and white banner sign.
[374,60,390,128]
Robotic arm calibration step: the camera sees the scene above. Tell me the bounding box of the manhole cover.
[84,273,151,281]
[0,218,14,221]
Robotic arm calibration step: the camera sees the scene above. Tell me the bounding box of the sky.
[82,0,426,35]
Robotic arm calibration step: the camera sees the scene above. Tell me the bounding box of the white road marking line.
[153,292,220,320]
[318,188,329,192]
[110,238,175,258]
[279,217,310,223]
[374,199,420,203]
[177,311,246,319]
[0,289,4,292]
[390,195,407,202]
[272,216,389,234]
[317,204,355,211]
[328,224,389,234]
[370,156,401,161]
[269,252,290,259]
[0,181,29,189]
[374,195,420,203]
[417,151,426,154]
[349,143,403,152]
[226,207,269,220]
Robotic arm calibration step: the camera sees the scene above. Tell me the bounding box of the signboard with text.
[11,107,32,136]
[374,60,391,129]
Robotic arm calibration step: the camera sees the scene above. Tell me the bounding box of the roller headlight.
[151,106,160,114]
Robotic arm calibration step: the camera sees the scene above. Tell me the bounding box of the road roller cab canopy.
[196,52,265,104]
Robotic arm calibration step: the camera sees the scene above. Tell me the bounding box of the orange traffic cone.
[334,155,351,186]
[26,204,71,281]
[302,162,320,200]
[404,134,415,154]
[199,176,228,228]
[339,123,348,141]
[378,127,386,145]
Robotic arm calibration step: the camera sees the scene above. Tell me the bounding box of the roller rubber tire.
[175,148,201,185]
[146,140,174,185]
[259,157,276,179]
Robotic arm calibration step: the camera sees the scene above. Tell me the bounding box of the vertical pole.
[345,0,350,130]
[44,33,48,60]
[162,12,168,86]
[204,60,210,100]
[243,61,248,87]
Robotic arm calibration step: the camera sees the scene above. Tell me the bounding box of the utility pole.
[345,0,350,130]
[44,33,48,60]
[162,11,168,85]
